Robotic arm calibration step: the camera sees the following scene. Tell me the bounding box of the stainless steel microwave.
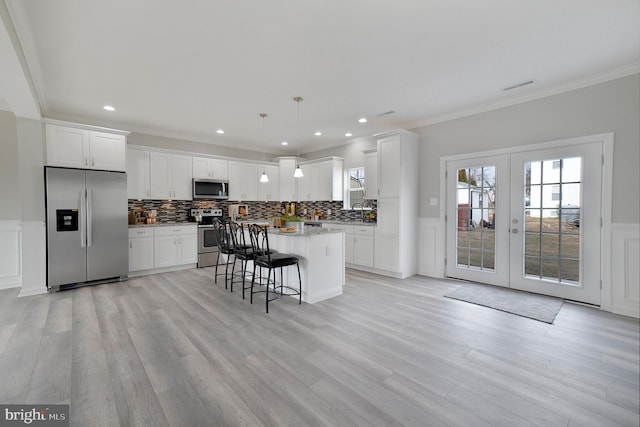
[193,179,229,199]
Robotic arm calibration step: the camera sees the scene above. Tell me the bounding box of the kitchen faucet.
[351,202,365,221]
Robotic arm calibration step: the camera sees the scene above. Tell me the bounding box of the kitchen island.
[251,227,345,304]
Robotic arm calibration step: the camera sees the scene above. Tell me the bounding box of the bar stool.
[228,222,256,298]
[248,224,302,313]
[212,219,234,289]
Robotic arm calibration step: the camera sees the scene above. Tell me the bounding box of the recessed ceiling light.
[358,118,367,123]
[281,141,288,146]
[216,129,224,134]
[345,132,352,137]
[314,131,322,136]
[103,105,115,111]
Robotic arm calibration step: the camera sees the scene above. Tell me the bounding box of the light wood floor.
[0,268,638,426]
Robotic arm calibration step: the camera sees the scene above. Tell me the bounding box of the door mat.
[444,283,563,324]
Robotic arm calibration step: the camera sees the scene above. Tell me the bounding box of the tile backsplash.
[128,199,376,223]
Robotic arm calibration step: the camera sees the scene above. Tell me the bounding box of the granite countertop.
[128,222,196,228]
[272,227,344,237]
[306,219,377,227]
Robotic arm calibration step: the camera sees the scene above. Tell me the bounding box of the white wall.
[415,73,640,223]
[0,110,20,219]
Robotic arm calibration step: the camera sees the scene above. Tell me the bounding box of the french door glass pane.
[456,166,496,270]
[522,158,582,284]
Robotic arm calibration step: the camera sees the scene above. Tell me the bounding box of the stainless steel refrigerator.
[45,167,128,291]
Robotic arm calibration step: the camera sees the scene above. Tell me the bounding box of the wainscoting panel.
[417,217,446,278]
[610,223,640,318]
[0,221,21,289]
[18,221,47,297]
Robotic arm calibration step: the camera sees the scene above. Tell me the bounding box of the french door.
[446,141,603,305]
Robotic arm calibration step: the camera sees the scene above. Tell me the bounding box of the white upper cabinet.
[297,157,344,201]
[228,161,258,201]
[258,164,279,201]
[149,152,193,200]
[127,148,150,199]
[46,122,127,171]
[278,157,298,201]
[364,149,378,199]
[192,157,228,180]
[378,135,402,198]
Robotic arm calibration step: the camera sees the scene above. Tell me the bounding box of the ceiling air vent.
[503,80,534,91]
[376,110,395,117]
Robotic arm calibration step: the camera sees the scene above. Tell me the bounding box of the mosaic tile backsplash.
[128,199,376,223]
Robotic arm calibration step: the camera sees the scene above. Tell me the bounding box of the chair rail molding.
[0,220,22,290]
[608,223,640,318]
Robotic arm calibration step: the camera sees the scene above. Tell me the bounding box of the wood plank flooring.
[0,268,638,426]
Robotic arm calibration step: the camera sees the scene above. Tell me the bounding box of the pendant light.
[259,113,269,183]
[293,96,304,178]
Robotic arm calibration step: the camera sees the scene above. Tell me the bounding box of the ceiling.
[4,0,639,154]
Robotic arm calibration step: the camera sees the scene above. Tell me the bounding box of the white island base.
[238,228,345,304]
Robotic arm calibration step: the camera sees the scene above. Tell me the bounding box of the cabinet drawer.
[353,226,375,236]
[128,228,154,238]
[153,225,197,236]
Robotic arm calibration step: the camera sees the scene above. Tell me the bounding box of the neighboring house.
[528,158,581,218]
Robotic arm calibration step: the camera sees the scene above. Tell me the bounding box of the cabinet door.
[127,149,150,199]
[374,197,400,272]
[192,157,212,179]
[46,125,90,168]
[129,237,154,271]
[149,152,172,199]
[378,135,401,198]
[354,234,374,267]
[297,164,314,201]
[176,234,197,265]
[314,162,333,201]
[154,235,176,267]
[258,164,279,201]
[210,159,228,180]
[89,131,126,171]
[344,234,354,264]
[227,161,244,200]
[364,151,378,199]
[171,154,193,200]
[242,162,258,201]
[279,158,297,201]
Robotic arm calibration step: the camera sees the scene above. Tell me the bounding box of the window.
[345,167,365,208]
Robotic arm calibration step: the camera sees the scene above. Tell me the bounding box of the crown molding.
[405,64,640,130]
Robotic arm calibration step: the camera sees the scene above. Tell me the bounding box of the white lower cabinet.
[154,225,197,268]
[353,226,374,268]
[128,225,197,274]
[128,228,154,272]
[321,223,375,269]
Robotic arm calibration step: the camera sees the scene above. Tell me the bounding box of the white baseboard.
[609,223,640,318]
[0,220,21,290]
[417,217,445,278]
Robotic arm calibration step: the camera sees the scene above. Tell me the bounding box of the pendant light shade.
[259,113,269,183]
[293,96,304,178]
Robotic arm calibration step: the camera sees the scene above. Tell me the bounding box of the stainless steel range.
[190,208,223,268]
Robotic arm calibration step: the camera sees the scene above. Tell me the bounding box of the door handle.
[511,228,519,234]
[79,189,86,248]
[86,189,93,247]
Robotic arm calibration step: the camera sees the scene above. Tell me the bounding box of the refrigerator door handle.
[79,189,86,248]
[87,188,93,247]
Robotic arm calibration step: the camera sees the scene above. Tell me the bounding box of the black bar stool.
[248,224,302,313]
[212,219,234,289]
[228,222,256,298]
